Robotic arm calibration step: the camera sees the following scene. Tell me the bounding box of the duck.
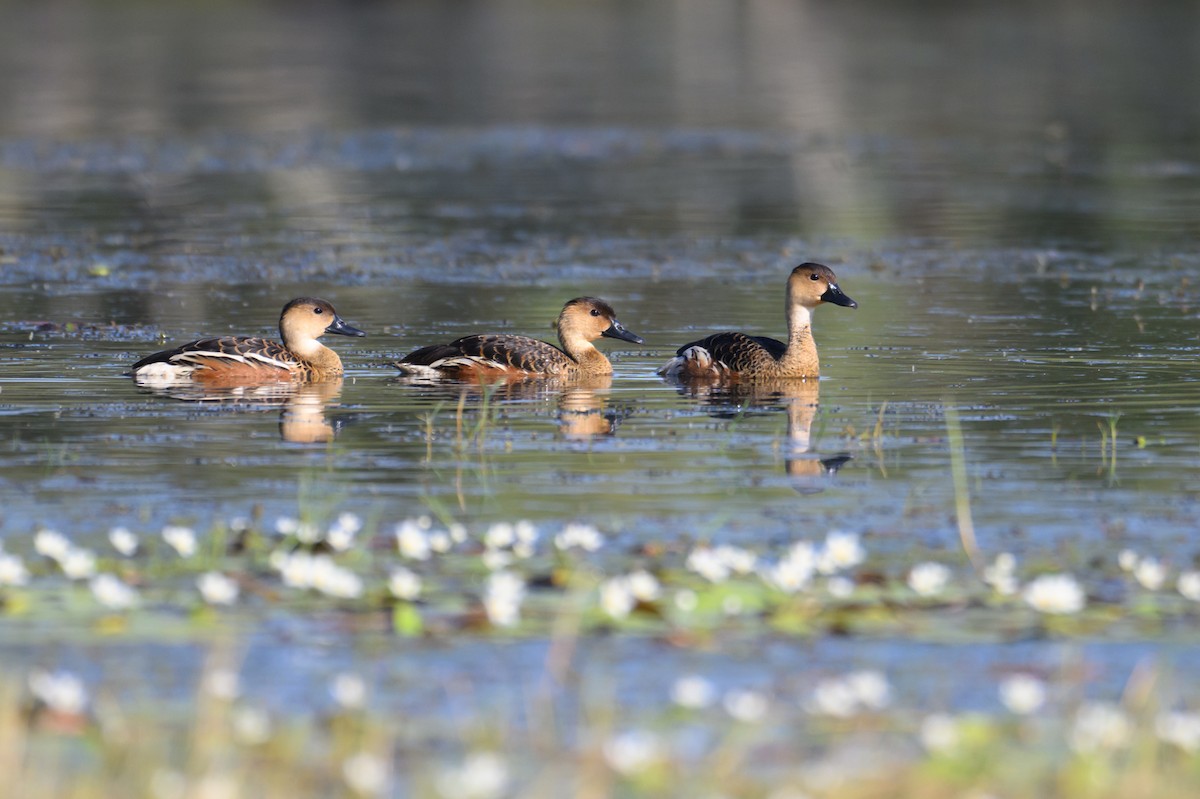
[130,297,366,385]
[394,297,643,378]
[658,262,856,380]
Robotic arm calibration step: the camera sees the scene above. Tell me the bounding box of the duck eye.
[313,307,324,314]
[590,308,601,317]
[809,273,821,281]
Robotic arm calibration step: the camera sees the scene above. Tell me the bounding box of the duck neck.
[285,335,343,375]
[559,331,613,375]
[779,302,819,375]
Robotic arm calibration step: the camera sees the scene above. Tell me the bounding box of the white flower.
[1117,549,1139,572]
[203,669,240,700]
[232,707,272,746]
[919,714,960,753]
[343,752,389,796]
[1134,557,1167,591]
[765,542,816,593]
[34,529,72,562]
[808,677,859,718]
[1070,702,1131,753]
[826,576,855,598]
[388,567,422,601]
[603,730,662,775]
[1022,573,1085,614]
[0,553,29,587]
[817,531,865,574]
[1178,571,1200,601]
[1157,711,1200,752]
[481,549,512,571]
[483,572,525,627]
[90,573,139,609]
[29,669,87,715]
[331,673,366,709]
[999,674,1046,715]
[60,548,97,580]
[311,557,363,599]
[196,572,239,606]
[671,675,717,709]
[908,562,951,597]
[554,523,604,552]
[600,577,636,619]
[484,523,516,550]
[429,531,453,553]
[686,548,731,583]
[294,522,321,545]
[514,521,538,546]
[161,525,197,558]
[448,523,468,544]
[273,550,314,588]
[395,521,431,561]
[983,552,1018,595]
[846,670,891,710]
[724,689,769,723]
[674,590,698,612]
[326,513,362,552]
[436,752,509,799]
[108,527,139,557]
[627,571,661,602]
[275,517,299,536]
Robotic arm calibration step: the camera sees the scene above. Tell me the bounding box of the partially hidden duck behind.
[394,297,643,378]
[131,297,366,386]
[659,262,856,380]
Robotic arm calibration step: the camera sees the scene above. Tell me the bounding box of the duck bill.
[326,315,367,337]
[601,319,644,344]
[821,283,857,309]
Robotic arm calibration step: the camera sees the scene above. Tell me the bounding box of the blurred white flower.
[600,577,637,620]
[0,553,29,587]
[1178,571,1200,602]
[627,571,661,602]
[481,549,512,571]
[1070,702,1131,753]
[724,689,769,723]
[826,576,855,598]
[603,729,662,775]
[484,523,516,550]
[514,521,538,546]
[448,523,468,544]
[808,677,858,718]
[196,572,239,606]
[919,713,960,753]
[1022,573,1085,614]
[293,522,321,545]
[671,674,717,709]
[484,572,525,627]
[60,548,97,580]
[1157,711,1200,752]
[273,550,315,588]
[1134,557,1167,591]
[311,557,363,599]
[29,669,87,715]
[90,573,138,610]
[395,521,431,561]
[686,547,731,583]
[908,562,951,597]
[388,567,422,601]
[34,529,72,562]
[343,752,389,796]
[765,541,816,593]
[1117,549,1139,572]
[330,673,366,709]
[846,670,891,710]
[429,531,453,554]
[436,752,509,799]
[674,590,698,612]
[554,523,605,552]
[108,527,139,557]
[999,674,1047,715]
[275,517,299,536]
[326,513,362,552]
[231,707,272,746]
[817,531,865,574]
[202,669,240,700]
[982,552,1018,596]
[161,525,197,558]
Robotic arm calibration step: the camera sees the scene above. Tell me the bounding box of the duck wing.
[675,332,785,371]
[399,334,573,375]
[132,336,297,372]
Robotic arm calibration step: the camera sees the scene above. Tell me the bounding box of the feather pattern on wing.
[398,334,574,376]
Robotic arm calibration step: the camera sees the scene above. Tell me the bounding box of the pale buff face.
[786,263,853,309]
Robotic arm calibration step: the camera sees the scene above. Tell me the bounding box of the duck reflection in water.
[667,377,851,488]
[133,379,347,444]
[393,371,626,440]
